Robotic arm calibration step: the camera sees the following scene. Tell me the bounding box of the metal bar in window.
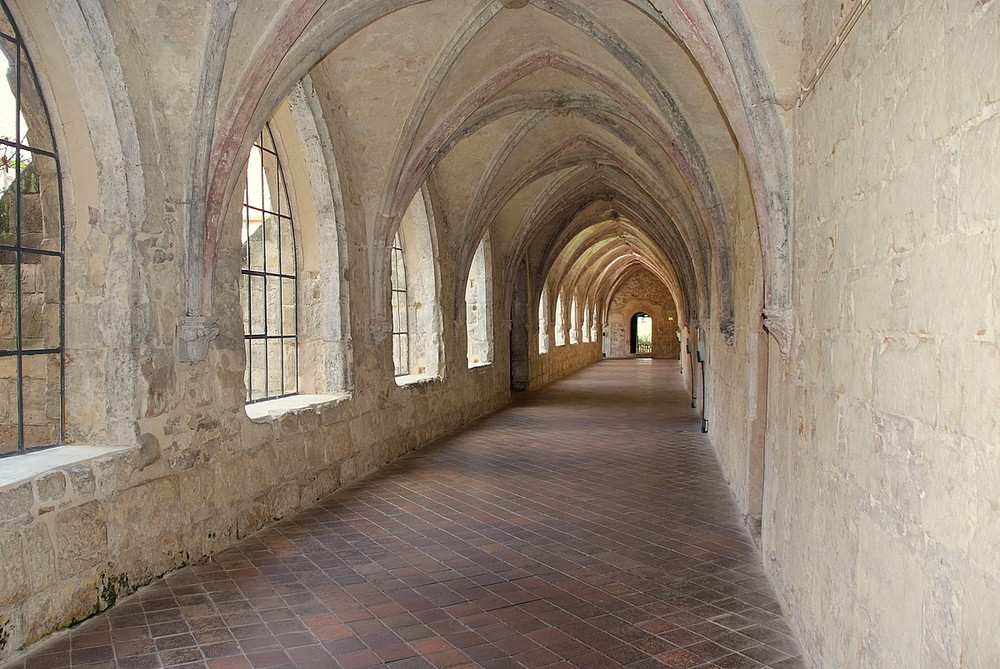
[0,244,61,257]
[241,269,296,280]
[242,204,292,221]
[0,348,61,357]
[0,137,56,159]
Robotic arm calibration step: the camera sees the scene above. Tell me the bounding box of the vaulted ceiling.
[203,0,797,345]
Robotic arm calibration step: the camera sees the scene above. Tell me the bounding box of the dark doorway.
[630,313,652,355]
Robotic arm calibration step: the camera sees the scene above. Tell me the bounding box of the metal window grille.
[390,232,409,375]
[0,3,64,457]
[242,124,298,403]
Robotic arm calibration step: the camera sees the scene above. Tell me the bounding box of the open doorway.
[630,312,652,356]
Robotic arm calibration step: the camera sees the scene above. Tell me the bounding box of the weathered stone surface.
[65,464,96,498]
[0,483,33,525]
[105,479,178,555]
[22,524,57,592]
[55,501,107,578]
[34,471,66,503]
[0,532,27,606]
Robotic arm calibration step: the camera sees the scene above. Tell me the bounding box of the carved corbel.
[762,307,793,357]
[178,316,220,363]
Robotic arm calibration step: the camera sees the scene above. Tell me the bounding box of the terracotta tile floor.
[4,360,804,669]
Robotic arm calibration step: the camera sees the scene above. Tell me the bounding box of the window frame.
[390,231,409,376]
[241,122,299,404]
[0,2,65,457]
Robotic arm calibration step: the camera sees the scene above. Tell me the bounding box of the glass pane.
[282,339,297,395]
[266,338,283,395]
[21,352,59,448]
[393,248,406,285]
[0,259,16,351]
[265,274,281,336]
[281,277,295,336]
[245,213,265,272]
[0,37,15,150]
[0,353,17,454]
[245,145,264,213]
[393,333,408,376]
[248,339,267,401]
[20,251,59,350]
[259,154,275,214]
[241,206,251,266]
[393,296,407,334]
[248,274,265,335]
[19,48,53,153]
[261,215,280,273]
[279,219,295,274]
[240,271,251,333]
[243,339,252,400]
[19,152,59,251]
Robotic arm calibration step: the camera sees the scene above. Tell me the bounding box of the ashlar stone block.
[54,501,108,579]
[0,483,33,525]
[0,531,26,606]
[34,470,66,503]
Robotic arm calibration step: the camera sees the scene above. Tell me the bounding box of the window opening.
[630,312,652,355]
[465,237,492,366]
[537,289,548,354]
[569,296,579,344]
[242,123,297,403]
[390,231,409,375]
[0,4,64,457]
[554,293,566,346]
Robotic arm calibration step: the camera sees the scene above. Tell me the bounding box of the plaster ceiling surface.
[219,0,783,330]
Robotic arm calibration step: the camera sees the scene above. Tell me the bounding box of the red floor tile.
[3,361,801,669]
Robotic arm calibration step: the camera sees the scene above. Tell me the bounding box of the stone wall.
[603,268,681,359]
[0,7,520,653]
[0,369,509,655]
[703,159,767,537]
[761,3,1000,667]
[528,340,602,391]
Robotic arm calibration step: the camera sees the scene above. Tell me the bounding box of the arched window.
[581,305,591,343]
[569,296,579,344]
[242,123,297,402]
[390,231,408,376]
[393,188,441,382]
[554,293,566,347]
[465,235,492,367]
[537,288,549,354]
[0,7,63,455]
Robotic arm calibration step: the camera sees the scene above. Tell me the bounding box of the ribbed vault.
[190,0,793,352]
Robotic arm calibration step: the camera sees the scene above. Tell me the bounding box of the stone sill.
[467,361,492,370]
[244,393,350,421]
[394,373,440,388]
[0,444,128,491]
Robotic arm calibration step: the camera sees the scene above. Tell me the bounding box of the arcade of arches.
[0,2,997,667]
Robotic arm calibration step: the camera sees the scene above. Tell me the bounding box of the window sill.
[467,361,492,370]
[0,444,128,490]
[244,393,350,421]
[394,373,440,387]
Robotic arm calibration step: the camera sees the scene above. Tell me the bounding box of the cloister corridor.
[3,361,802,669]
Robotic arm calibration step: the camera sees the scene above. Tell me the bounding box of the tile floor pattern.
[4,360,804,669]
